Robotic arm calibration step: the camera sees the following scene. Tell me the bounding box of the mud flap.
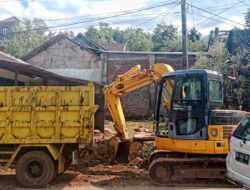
[58,154,65,174]
[115,141,131,163]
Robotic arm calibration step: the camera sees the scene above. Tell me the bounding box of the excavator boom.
[103,63,174,161]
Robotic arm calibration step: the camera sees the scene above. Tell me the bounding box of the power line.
[0,0,179,37]
[39,1,245,23]
[188,0,244,29]
[147,5,180,31]
[188,3,246,15]
[187,12,235,28]
[188,0,195,25]
[186,2,244,26]
[136,3,180,30]
[36,0,179,23]
[49,1,179,30]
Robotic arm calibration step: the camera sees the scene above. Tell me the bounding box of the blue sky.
[0,0,249,35]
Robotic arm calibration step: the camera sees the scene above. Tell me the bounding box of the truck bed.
[0,82,97,145]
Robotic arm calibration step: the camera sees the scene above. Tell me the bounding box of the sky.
[0,0,249,36]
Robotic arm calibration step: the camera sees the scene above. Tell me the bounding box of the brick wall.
[103,52,197,119]
[107,60,151,118]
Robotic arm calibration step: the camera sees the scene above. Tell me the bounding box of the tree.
[187,27,207,52]
[85,23,153,51]
[193,42,248,109]
[124,28,153,51]
[152,22,178,51]
[188,27,201,42]
[244,8,250,28]
[85,23,115,43]
[193,42,228,71]
[3,18,54,58]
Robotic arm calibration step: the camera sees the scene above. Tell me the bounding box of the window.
[177,118,197,135]
[174,78,201,101]
[156,78,175,136]
[161,78,174,112]
[2,27,8,35]
[209,80,222,102]
[233,118,250,141]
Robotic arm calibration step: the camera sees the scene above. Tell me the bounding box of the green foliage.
[152,22,178,51]
[85,23,115,43]
[194,42,228,71]
[193,42,249,109]
[188,27,201,42]
[123,28,153,51]
[84,22,207,52]
[188,40,207,52]
[187,27,207,51]
[244,8,250,28]
[3,18,54,58]
[85,23,153,51]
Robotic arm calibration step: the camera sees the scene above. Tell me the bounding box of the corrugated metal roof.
[23,33,103,61]
[100,43,126,51]
[0,51,103,87]
[0,16,19,23]
[0,51,28,65]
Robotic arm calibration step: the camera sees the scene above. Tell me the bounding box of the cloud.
[0,0,248,35]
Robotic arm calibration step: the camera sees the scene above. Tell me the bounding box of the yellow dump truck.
[0,82,98,188]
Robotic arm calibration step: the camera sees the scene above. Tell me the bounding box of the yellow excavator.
[103,63,250,183]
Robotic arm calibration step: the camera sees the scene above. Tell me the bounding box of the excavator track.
[149,152,227,185]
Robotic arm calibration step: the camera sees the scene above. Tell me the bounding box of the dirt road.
[0,164,242,190]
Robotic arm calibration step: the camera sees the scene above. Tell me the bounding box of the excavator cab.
[155,70,224,140]
[150,69,250,183]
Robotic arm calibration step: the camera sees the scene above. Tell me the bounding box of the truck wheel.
[16,151,55,188]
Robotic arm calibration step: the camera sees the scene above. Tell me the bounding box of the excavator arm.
[103,63,174,143]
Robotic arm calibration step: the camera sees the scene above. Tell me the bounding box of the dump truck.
[0,83,98,188]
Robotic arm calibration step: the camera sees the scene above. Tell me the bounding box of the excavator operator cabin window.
[173,77,202,136]
[157,78,174,136]
[209,80,222,102]
[174,78,201,101]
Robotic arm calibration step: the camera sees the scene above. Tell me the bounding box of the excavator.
[103,63,250,183]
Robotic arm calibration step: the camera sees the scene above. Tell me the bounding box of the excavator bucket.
[108,136,131,163]
[115,141,131,163]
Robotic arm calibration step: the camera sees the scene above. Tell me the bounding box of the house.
[0,16,19,48]
[23,33,106,84]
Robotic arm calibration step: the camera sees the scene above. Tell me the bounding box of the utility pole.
[181,0,188,69]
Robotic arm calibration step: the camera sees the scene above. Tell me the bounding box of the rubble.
[128,142,142,160]
[79,121,155,169]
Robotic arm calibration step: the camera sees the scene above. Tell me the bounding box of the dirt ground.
[0,164,241,190]
[0,121,242,189]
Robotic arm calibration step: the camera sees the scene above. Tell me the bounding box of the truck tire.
[16,151,55,188]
